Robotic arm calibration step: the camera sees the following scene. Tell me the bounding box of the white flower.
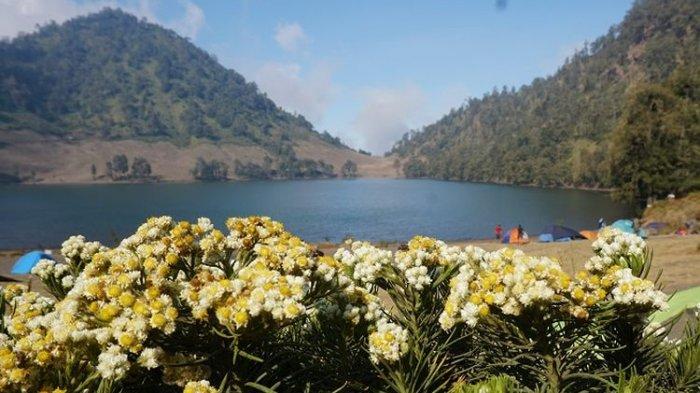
[138,347,164,369]
[97,345,130,379]
[334,241,392,285]
[404,265,431,290]
[368,319,409,364]
[61,275,75,288]
[608,268,668,310]
[588,228,646,272]
[197,217,214,233]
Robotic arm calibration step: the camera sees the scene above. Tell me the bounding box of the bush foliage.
[1,217,699,392]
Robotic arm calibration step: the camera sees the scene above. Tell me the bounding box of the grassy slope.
[643,192,700,233]
[0,131,394,183]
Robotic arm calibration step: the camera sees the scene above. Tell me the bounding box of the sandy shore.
[2,234,699,293]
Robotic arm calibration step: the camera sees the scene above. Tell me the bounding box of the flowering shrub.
[1,220,698,392]
[368,318,409,364]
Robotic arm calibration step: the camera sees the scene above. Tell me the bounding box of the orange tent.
[579,230,598,240]
[503,228,530,244]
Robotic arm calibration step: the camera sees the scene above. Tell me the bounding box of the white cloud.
[253,61,336,124]
[170,0,205,39]
[0,0,205,40]
[0,0,104,38]
[274,22,307,52]
[352,85,426,154]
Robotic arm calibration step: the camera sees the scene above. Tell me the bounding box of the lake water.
[0,179,633,249]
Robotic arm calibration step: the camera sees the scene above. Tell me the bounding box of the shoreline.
[1,176,616,194]
[404,176,616,193]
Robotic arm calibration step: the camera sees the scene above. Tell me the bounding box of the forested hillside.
[0,9,389,181]
[390,0,699,206]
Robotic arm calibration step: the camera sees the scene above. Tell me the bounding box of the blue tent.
[11,251,53,274]
[611,219,635,234]
[538,225,584,243]
[610,219,647,238]
[538,233,554,242]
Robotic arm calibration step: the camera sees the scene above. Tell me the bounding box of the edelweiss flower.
[368,319,409,364]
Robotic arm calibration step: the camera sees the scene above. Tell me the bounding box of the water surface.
[0,179,633,248]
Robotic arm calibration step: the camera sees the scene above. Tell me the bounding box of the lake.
[0,179,633,249]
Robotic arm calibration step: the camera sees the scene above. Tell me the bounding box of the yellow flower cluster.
[565,270,608,319]
[0,215,670,389]
[0,285,61,392]
[179,216,345,335]
[394,236,472,290]
[368,318,409,364]
[43,246,180,378]
[182,263,307,332]
[441,237,667,330]
[601,265,667,309]
[227,216,342,281]
[440,248,573,328]
[0,217,207,386]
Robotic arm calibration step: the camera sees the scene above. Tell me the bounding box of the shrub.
[130,157,153,179]
[1,221,698,392]
[341,160,358,178]
[106,154,129,180]
[192,158,229,181]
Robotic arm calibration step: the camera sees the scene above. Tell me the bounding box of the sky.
[1,0,635,154]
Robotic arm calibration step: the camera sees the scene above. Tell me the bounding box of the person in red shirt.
[494,224,503,240]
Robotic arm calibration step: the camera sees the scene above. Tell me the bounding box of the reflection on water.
[0,179,633,248]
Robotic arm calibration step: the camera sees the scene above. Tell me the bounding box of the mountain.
[389,0,699,203]
[0,9,393,182]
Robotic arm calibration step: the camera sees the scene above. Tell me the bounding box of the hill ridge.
[0,8,394,182]
[389,0,699,200]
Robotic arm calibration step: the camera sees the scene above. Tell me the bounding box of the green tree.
[341,160,358,178]
[106,154,129,180]
[192,157,229,181]
[130,157,152,179]
[610,68,700,208]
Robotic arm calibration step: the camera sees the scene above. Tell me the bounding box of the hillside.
[390,0,699,199]
[642,192,700,234]
[0,9,392,182]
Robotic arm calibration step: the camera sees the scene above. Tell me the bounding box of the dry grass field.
[0,131,397,183]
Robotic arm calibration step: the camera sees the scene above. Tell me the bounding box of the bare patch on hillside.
[0,131,398,183]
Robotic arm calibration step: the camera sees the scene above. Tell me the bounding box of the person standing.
[494,224,503,240]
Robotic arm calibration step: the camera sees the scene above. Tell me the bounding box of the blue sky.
[2,0,635,153]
